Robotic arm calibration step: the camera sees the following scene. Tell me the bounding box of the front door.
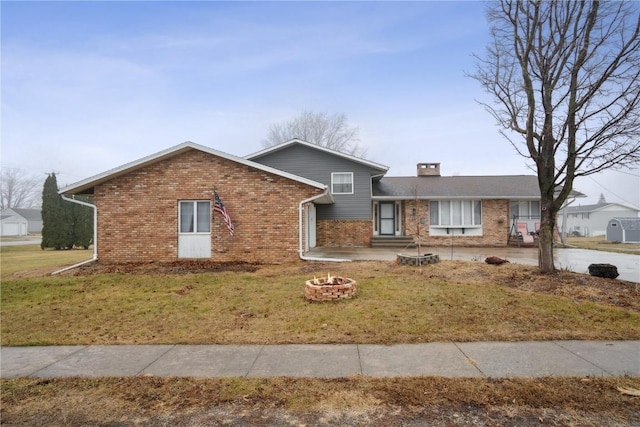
[379,202,395,235]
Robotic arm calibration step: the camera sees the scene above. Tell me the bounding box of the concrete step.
[371,236,416,248]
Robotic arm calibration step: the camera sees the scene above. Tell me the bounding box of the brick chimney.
[417,163,440,176]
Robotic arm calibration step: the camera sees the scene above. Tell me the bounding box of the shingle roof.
[565,202,639,213]
[372,175,540,199]
[11,208,42,222]
[610,217,640,230]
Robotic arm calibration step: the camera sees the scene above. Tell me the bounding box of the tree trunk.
[538,201,557,273]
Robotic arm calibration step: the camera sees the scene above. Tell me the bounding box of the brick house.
[60,142,332,263]
[61,139,542,263]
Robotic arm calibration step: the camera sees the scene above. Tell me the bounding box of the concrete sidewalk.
[2,341,638,379]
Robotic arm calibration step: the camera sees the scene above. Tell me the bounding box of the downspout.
[51,195,98,274]
[299,191,350,262]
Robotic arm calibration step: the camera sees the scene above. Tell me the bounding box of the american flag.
[213,190,235,236]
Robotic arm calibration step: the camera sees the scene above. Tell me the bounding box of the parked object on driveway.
[588,263,619,279]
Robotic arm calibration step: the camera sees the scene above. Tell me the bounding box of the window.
[179,201,211,233]
[430,200,482,226]
[510,200,540,219]
[331,172,353,194]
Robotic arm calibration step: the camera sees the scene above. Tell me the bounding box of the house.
[0,208,42,236]
[558,202,640,237]
[60,139,543,264]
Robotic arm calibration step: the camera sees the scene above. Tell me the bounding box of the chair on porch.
[517,222,534,244]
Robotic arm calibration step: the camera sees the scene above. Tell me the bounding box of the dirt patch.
[71,260,260,275]
[2,377,639,426]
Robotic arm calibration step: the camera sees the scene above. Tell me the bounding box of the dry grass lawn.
[1,258,639,345]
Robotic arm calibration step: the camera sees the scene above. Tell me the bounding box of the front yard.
[2,246,638,346]
[2,245,639,426]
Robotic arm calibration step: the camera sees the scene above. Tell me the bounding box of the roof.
[0,208,41,221]
[60,141,332,202]
[564,202,640,214]
[372,175,541,199]
[11,208,42,222]
[245,138,389,175]
[609,217,640,230]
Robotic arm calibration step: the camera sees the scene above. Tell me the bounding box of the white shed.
[606,217,640,243]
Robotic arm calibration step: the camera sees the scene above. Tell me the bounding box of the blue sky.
[2,1,638,207]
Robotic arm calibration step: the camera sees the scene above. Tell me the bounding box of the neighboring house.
[0,208,42,236]
[558,202,640,237]
[60,139,543,264]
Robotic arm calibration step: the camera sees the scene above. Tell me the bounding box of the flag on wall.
[213,190,235,236]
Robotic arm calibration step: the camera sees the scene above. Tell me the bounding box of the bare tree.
[263,110,365,157]
[472,0,640,273]
[0,168,42,209]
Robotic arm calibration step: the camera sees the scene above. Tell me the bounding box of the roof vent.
[417,163,440,177]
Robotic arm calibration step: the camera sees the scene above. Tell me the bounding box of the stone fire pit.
[305,275,357,302]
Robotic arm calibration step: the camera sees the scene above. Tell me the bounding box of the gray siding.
[250,145,376,220]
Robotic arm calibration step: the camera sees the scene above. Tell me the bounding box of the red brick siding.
[316,220,371,246]
[94,150,323,263]
[402,199,510,246]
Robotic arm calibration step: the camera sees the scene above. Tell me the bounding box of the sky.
[2,0,638,208]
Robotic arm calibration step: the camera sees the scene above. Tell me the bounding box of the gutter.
[298,191,351,262]
[52,195,98,274]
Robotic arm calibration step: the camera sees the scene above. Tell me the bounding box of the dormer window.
[331,172,354,194]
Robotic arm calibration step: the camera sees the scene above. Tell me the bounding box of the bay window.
[430,200,482,227]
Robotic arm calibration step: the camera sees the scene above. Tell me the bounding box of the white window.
[510,200,540,219]
[430,200,482,227]
[179,201,211,233]
[331,172,353,194]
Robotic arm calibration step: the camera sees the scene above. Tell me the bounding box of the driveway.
[307,246,640,283]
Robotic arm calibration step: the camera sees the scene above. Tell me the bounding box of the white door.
[178,201,212,258]
[306,203,316,249]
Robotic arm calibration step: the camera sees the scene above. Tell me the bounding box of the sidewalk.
[2,341,638,379]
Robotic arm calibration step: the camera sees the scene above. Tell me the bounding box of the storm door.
[379,202,396,235]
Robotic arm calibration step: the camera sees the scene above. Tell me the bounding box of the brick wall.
[316,220,371,246]
[93,149,324,263]
[402,199,511,246]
